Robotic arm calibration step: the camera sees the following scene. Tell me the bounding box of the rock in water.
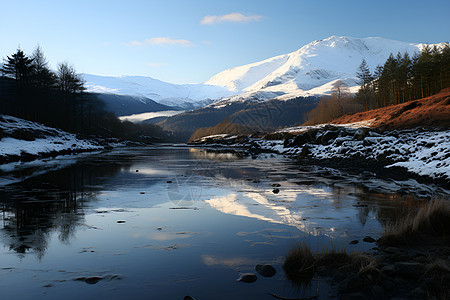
[183,296,196,300]
[85,276,102,284]
[255,264,276,277]
[272,188,280,194]
[237,273,257,283]
[363,236,376,243]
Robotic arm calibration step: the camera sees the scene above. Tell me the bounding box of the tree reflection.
[0,161,126,258]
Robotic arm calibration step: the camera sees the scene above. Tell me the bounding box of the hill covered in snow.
[84,36,445,110]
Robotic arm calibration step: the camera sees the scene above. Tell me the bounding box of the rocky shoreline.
[0,114,126,164]
[188,123,450,188]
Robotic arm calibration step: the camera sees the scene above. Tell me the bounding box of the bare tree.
[56,62,84,94]
[331,80,349,115]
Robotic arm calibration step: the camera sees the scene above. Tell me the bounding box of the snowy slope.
[0,114,121,162]
[207,36,446,104]
[84,74,233,109]
[84,36,446,108]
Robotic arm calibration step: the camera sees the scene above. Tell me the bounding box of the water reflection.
[0,146,445,299]
[0,161,127,257]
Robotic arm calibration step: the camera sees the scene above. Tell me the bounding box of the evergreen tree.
[355,59,374,110]
[31,46,55,88]
[1,48,34,85]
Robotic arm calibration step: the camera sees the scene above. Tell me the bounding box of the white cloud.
[128,40,143,46]
[200,12,263,25]
[126,37,193,47]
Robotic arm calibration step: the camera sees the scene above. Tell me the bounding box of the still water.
[0,146,445,299]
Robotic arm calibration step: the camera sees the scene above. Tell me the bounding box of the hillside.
[159,96,318,141]
[331,88,450,130]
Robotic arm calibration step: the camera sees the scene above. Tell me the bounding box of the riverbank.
[189,89,450,187]
[283,199,450,299]
[0,114,125,164]
[188,124,450,188]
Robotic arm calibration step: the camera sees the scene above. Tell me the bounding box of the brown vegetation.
[331,88,450,130]
[283,199,450,298]
[188,118,253,142]
[378,199,450,246]
[282,243,375,284]
[302,96,363,125]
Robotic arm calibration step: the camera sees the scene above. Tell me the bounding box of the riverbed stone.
[363,236,376,243]
[85,276,102,284]
[393,262,426,279]
[338,273,362,292]
[255,264,276,277]
[237,273,257,283]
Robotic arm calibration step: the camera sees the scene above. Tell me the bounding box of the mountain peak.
[84,36,445,109]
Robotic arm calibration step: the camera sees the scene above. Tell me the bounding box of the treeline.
[304,80,363,125]
[356,44,450,109]
[0,46,168,141]
[305,44,450,125]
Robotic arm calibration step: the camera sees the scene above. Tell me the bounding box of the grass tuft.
[282,242,314,284]
[379,199,450,246]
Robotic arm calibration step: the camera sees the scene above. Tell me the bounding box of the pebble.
[349,240,359,244]
[117,220,126,224]
[272,188,280,194]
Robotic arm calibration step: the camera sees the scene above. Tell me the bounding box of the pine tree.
[1,48,34,84]
[31,46,55,88]
[356,59,374,110]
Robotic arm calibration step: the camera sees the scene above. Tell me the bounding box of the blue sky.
[1,0,449,83]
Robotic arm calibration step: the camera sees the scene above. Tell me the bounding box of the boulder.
[321,130,339,145]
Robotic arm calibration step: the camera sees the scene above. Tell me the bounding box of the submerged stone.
[363,236,376,243]
[255,264,276,277]
[237,273,257,283]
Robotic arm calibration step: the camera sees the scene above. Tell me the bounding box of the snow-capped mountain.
[206,36,445,104]
[84,36,445,109]
[84,74,233,109]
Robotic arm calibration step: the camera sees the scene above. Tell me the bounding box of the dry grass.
[283,242,378,285]
[282,242,314,284]
[379,199,450,246]
[422,259,450,299]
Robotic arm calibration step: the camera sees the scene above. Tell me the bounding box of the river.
[0,146,446,299]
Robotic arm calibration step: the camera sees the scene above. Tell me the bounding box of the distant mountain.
[84,36,445,111]
[84,74,230,110]
[93,93,176,116]
[158,96,318,141]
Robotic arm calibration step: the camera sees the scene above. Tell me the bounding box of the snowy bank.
[190,123,450,183]
[0,115,123,163]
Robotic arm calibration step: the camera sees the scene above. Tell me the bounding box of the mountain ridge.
[84,36,447,110]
